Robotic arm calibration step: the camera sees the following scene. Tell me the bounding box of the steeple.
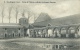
[22,10,25,18]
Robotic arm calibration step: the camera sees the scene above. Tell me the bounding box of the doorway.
[24,28,28,37]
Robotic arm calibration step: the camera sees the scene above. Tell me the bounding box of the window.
[5,28,6,30]
[56,45,58,49]
[19,28,20,30]
[25,20,26,22]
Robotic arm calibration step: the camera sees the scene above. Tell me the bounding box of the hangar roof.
[34,13,51,23]
[32,14,80,27]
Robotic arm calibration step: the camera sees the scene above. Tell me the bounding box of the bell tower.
[19,10,29,28]
[19,11,29,37]
[19,17,29,28]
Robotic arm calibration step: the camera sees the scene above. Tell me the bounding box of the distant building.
[0,17,29,38]
[0,13,80,38]
[29,14,80,38]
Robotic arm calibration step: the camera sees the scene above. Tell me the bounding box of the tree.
[33,13,37,23]
[1,6,4,23]
[8,7,12,23]
[22,9,25,17]
[22,10,32,23]
[27,11,31,23]
[22,9,36,23]
[27,11,36,23]
[15,7,18,23]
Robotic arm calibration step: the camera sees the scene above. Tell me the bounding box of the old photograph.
[0,0,80,50]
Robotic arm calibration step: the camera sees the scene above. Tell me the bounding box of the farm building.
[29,14,80,38]
[0,17,29,38]
[0,13,80,38]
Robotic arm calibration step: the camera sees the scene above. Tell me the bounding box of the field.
[0,38,80,50]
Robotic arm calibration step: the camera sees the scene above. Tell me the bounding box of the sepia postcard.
[0,0,80,50]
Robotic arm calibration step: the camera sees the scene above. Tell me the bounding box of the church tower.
[19,11,29,37]
[19,17,29,28]
[19,11,29,28]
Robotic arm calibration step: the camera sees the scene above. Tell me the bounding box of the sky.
[0,0,80,23]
